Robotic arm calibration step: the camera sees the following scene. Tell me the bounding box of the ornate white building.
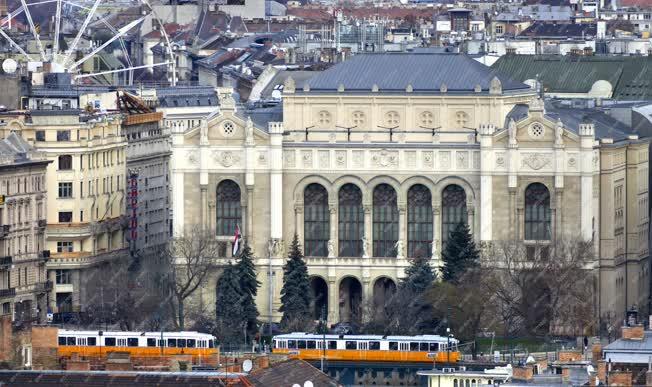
[170,53,650,327]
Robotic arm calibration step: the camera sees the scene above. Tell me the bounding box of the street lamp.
[304,125,315,141]
[335,125,356,142]
[377,125,399,142]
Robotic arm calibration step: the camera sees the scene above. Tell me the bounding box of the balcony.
[46,222,92,239]
[0,255,11,267]
[0,287,16,298]
[34,280,53,293]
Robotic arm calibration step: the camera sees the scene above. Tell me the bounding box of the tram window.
[272,340,277,349]
[388,342,398,350]
[58,337,67,346]
[307,340,316,349]
[87,337,96,346]
[209,340,215,348]
[128,338,139,347]
[297,340,307,349]
[178,339,186,347]
[369,341,380,350]
[67,337,76,346]
[287,340,297,349]
[429,343,439,351]
[147,338,156,347]
[345,341,357,350]
[420,343,429,351]
[410,342,419,351]
[159,340,166,347]
[105,337,116,346]
[187,339,196,348]
[167,339,177,347]
[328,341,337,349]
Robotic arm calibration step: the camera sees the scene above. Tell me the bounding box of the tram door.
[399,342,409,360]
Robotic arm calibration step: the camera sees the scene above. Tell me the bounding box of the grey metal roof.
[305,53,530,94]
[604,332,652,352]
[239,105,283,131]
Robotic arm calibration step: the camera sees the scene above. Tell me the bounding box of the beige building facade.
[0,111,128,317]
[170,53,649,327]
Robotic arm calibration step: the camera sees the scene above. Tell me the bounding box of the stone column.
[479,123,494,242]
[328,279,338,323]
[208,201,215,232]
[579,123,595,241]
[398,203,406,256]
[172,171,185,236]
[294,204,303,244]
[329,203,337,256]
[432,205,440,259]
[467,204,475,236]
[269,123,284,241]
[509,189,517,240]
[555,189,563,240]
[48,269,56,313]
[246,187,254,240]
[200,185,208,230]
[363,204,372,257]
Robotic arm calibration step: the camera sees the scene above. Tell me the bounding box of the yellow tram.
[272,333,461,363]
[57,330,218,362]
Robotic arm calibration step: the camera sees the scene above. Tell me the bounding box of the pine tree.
[235,240,260,334]
[400,256,436,294]
[279,234,313,331]
[215,264,245,345]
[441,222,480,283]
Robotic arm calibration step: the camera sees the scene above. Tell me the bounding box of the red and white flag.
[232,224,241,256]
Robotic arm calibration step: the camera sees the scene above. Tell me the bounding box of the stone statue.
[200,121,208,145]
[508,118,517,147]
[361,236,369,258]
[267,238,282,257]
[394,240,404,259]
[327,239,335,258]
[555,119,564,146]
[245,116,255,145]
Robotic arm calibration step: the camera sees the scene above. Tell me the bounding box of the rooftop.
[304,53,530,94]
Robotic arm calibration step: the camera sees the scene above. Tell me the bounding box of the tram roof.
[58,330,214,338]
[273,333,458,342]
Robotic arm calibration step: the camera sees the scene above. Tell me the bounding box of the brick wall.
[558,350,583,362]
[592,344,602,363]
[66,360,90,371]
[609,371,632,386]
[512,366,534,381]
[622,325,645,340]
[598,360,607,382]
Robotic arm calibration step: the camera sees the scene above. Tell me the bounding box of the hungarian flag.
[232,224,241,256]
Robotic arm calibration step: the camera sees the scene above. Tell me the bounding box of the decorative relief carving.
[215,150,240,167]
[328,133,337,143]
[283,150,295,167]
[186,150,199,165]
[495,152,506,168]
[456,151,469,169]
[302,150,313,167]
[406,151,416,168]
[258,151,267,166]
[335,151,347,167]
[593,153,599,168]
[567,154,578,169]
[352,151,364,168]
[440,151,451,169]
[422,151,434,168]
[371,149,398,168]
[319,151,330,168]
[521,153,552,170]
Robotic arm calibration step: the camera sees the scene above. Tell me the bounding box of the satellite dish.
[304,382,314,387]
[2,59,17,74]
[242,359,253,372]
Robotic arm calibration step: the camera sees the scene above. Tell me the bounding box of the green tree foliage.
[441,222,480,283]
[235,240,260,334]
[279,234,313,331]
[400,255,437,294]
[215,264,245,345]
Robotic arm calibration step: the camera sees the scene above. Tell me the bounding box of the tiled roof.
[247,359,341,387]
[305,53,529,93]
[519,21,596,37]
[491,55,652,100]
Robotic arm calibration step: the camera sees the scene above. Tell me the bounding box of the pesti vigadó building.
[170,53,650,326]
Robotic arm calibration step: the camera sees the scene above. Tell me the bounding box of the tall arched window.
[216,180,241,236]
[441,184,467,245]
[338,184,363,257]
[408,184,433,258]
[525,183,551,240]
[304,183,329,257]
[373,184,398,258]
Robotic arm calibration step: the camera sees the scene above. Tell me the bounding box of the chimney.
[622,325,645,340]
[512,365,534,382]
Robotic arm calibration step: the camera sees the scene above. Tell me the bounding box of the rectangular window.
[307,340,316,349]
[58,155,72,170]
[147,338,156,347]
[35,131,45,141]
[178,339,186,348]
[158,339,165,347]
[369,341,380,350]
[127,338,139,347]
[80,182,83,198]
[287,340,296,349]
[58,337,67,346]
[187,339,196,348]
[80,211,84,222]
[87,337,96,346]
[429,343,439,351]
[345,341,357,350]
[297,340,307,349]
[56,241,73,253]
[420,343,429,351]
[58,182,73,198]
[328,340,337,349]
[67,337,76,346]
[167,339,177,347]
[58,212,72,223]
[105,337,116,346]
[56,130,70,141]
[55,269,71,284]
[410,342,419,351]
[389,341,398,350]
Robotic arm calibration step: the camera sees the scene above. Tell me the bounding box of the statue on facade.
[200,121,208,145]
[245,116,255,146]
[394,240,404,259]
[361,236,369,258]
[327,240,335,258]
[507,118,517,147]
[555,118,564,146]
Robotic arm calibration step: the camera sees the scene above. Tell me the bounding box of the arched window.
[338,184,363,257]
[441,184,467,245]
[216,180,241,236]
[304,184,329,257]
[525,183,551,240]
[453,379,458,387]
[373,184,398,258]
[408,185,433,258]
[58,155,72,170]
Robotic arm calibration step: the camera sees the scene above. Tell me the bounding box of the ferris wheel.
[0,0,177,85]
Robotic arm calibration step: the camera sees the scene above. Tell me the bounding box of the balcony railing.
[0,288,16,298]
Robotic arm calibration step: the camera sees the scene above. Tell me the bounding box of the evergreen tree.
[441,222,480,283]
[215,264,245,345]
[400,256,437,294]
[279,234,313,331]
[235,240,260,334]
